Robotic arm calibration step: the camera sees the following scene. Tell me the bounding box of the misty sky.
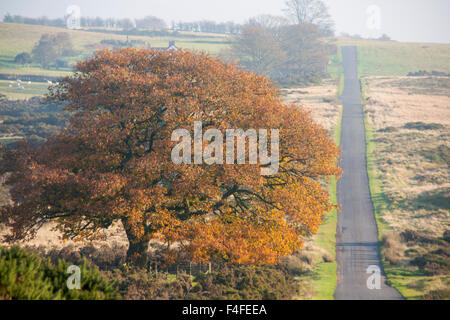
[0,0,449,43]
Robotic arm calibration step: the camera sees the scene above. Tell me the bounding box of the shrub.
[381,233,403,265]
[411,253,449,276]
[419,145,450,166]
[403,122,444,131]
[423,288,450,300]
[0,246,120,300]
[14,52,32,65]
[281,255,310,276]
[400,230,436,244]
[444,230,450,243]
[191,265,298,300]
[378,126,398,133]
[105,268,196,300]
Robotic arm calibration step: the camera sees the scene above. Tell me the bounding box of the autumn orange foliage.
[0,49,341,265]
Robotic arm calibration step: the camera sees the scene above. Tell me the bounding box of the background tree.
[379,33,391,41]
[283,0,334,36]
[276,24,332,86]
[226,24,285,76]
[0,49,340,266]
[54,32,76,56]
[31,33,75,69]
[136,16,167,30]
[118,18,135,30]
[226,19,332,86]
[32,34,58,69]
[14,52,32,65]
[247,14,289,30]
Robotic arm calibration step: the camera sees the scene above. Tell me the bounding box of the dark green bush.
[0,246,120,300]
[403,122,444,131]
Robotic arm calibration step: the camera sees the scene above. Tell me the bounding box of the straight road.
[334,46,403,300]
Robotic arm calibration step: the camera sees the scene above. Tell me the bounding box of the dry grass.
[364,75,450,298]
[0,219,129,252]
[365,75,449,235]
[280,78,341,135]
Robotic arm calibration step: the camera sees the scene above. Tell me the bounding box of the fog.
[0,0,449,43]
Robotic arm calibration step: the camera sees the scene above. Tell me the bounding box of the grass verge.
[302,77,343,300]
[364,121,391,238]
[360,77,391,237]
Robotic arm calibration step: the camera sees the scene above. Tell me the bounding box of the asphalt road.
[333,46,403,300]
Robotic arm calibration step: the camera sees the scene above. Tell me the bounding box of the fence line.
[147,262,212,278]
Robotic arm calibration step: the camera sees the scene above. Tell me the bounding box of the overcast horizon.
[0,0,449,44]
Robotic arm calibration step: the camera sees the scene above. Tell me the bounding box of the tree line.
[170,20,242,34]
[3,0,334,37]
[14,32,79,69]
[3,13,241,34]
[3,14,167,30]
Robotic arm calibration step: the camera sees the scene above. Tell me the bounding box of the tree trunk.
[121,218,150,267]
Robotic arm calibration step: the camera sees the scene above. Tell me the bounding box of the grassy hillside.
[330,38,450,77]
[0,22,230,98]
[0,80,50,99]
[345,38,450,76]
[0,22,230,56]
[0,22,229,75]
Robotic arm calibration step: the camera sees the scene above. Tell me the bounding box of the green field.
[0,79,50,99]
[0,22,231,99]
[0,22,230,77]
[0,22,230,57]
[335,38,450,76]
[308,101,342,300]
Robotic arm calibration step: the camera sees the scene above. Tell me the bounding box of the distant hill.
[0,22,230,78]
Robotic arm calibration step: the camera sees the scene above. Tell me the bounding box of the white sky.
[0,0,449,43]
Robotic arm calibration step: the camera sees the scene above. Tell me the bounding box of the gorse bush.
[0,246,120,300]
[0,246,55,299]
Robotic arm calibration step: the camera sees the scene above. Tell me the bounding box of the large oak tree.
[0,49,340,265]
